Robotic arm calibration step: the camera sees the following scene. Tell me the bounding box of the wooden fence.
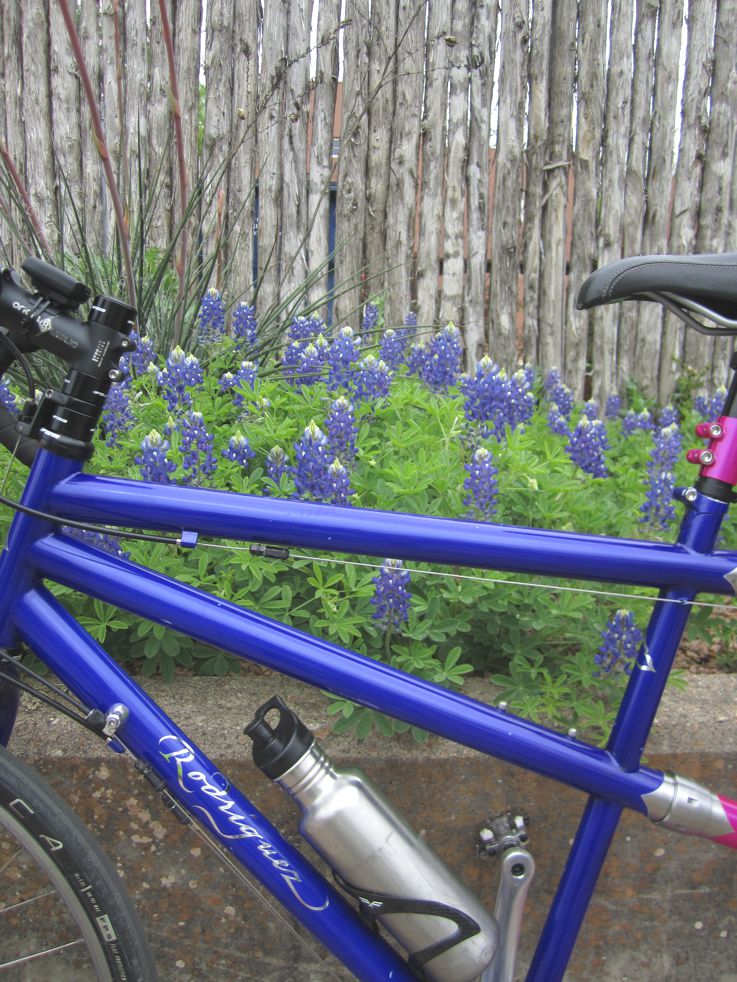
[1,0,737,402]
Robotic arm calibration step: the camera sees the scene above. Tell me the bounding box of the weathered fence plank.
[463,0,497,364]
[537,0,576,380]
[489,0,527,372]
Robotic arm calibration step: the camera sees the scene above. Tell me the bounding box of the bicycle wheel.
[0,743,157,980]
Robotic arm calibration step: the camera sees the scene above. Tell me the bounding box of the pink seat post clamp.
[696,416,737,486]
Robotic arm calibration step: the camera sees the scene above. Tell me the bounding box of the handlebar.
[0,257,137,466]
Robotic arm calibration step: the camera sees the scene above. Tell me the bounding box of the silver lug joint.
[103,703,129,737]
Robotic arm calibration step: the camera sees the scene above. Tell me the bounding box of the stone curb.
[7,674,737,981]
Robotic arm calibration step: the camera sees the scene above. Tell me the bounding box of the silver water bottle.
[246,697,498,982]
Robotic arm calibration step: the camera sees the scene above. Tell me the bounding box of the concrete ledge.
[7,674,737,981]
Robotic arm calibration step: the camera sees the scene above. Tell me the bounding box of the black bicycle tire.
[0,742,158,981]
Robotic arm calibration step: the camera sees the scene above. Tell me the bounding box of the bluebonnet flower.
[232,302,258,353]
[119,330,156,378]
[296,337,329,388]
[135,430,177,484]
[604,395,622,419]
[566,415,609,478]
[461,357,532,439]
[362,301,380,333]
[658,405,680,428]
[222,431,255,470]
[0,378,18,412]
[157,347,204,411]
[102,381,135,447]
[594,609,644,675]
[584,399,599,419]
[198,289,226,344]
[265,446,290,491]
[325,397,358,463]
[548,404,570,437]
[621,409,654,437]
[406,342,429,377]
[379,329,407,370]
[61,526,130,560]
[371,559,411,630]
[694,387,727,419]
[421,323,463,392]
[404,311,418,328]
[507,369,535,430]
[464,447,498,521]
[288,313,325,343]
[542,370,574,418]
[640,423,682,528]
[326,327,361,391]
[292,421,333,500]
[327,459,354,504]
[179,411,217,483]
[351,355,392,403]
[543,369,562,398]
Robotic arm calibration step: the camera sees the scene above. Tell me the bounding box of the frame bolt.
[103,703,129,737]
[108,368,124,382]
[682,487,698,503]
[695,421,724,440]
[686,448,715,466]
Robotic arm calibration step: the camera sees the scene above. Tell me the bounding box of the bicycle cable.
[199,539,737,612]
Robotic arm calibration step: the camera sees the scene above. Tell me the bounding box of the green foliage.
[2,338,735,747]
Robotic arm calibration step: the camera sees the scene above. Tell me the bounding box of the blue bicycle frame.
[1,446,736,981]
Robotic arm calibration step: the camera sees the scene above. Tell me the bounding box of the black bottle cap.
[244,696,314,779]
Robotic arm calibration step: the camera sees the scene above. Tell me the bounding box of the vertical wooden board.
[594,0,635,404]
[565,1,607,401]
[522,0,551,368]
[173,0,204,230]
[538,0,576,378]
[0,3,24,264]
[363,0,397,301]
[463,0,497,365]
[636,0,683,402]
[22,0,56,250]
[280,0,311,308]
[48,0,83,257]
[307,0,340,312]
[384,0,425,327]
[489,0,527,371]
[123,0,149,244]
[416,0,451,328]
[334,0,370,325]
[257,0,288,315]
[99,0,122,253]
[618,0,657,395]
[694,0,737,394]
[440,0,470,328]
[148,3,174,250]
[668,0,715,401]
[228,0,258,301]
[201,0,236,285]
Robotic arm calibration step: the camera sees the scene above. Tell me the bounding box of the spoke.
[0,938,85,971]
[0,845,23,877]
[0,887,55,916]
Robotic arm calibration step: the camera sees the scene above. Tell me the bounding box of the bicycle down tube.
[3,447,737,980]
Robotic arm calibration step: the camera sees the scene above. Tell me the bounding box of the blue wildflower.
[232,302,258,354]
[548,404,570,437]
[604,395,622,419]
[327,327,361,391]
[222,431,255,470]
[198,289,226,344]
[362,301,380,334]
[371,559,411,630]
[325,397,358,463]
[120,330,156,378]
[265,446,290,492]
[157,346,204,411]
[179,411,217,483]
[379,329,406,370]
[566,415,609,478]
[658,405,680,428]
[621,409,654,437]
[584,400,599,419]
[406,342,429,377]
[351,355,392,403]
[640,423,682,528]
[694,387,727,419]
[404,311,418,328]
[421,323,463,392]
[61,526,130,560]
[231,360,258,407]
[464,447,498,521]
[102,381,135,447]
[136,429,177,484]
[292,421,333,501]
[0,378,18,412]
[594,609,644,675]
[327,459,354,505]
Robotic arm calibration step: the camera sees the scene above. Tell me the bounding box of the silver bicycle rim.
[0,803,113,980]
